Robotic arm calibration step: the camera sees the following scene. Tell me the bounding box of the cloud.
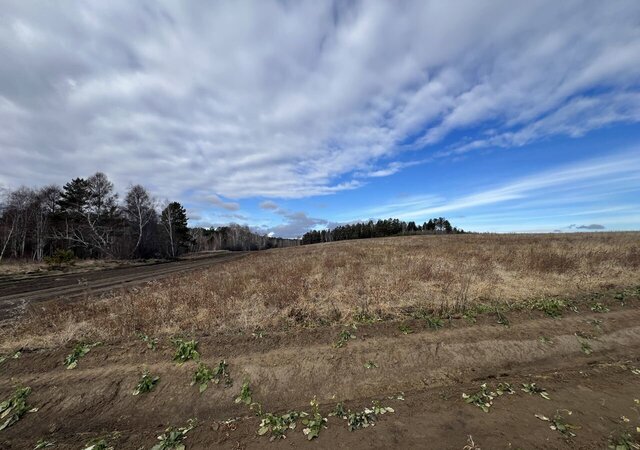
[220,212,248,221]
[576,224,605,230]
[446,93,640,156]
[259,200,279,210]
[209,194,240,211]
[1,1,639,203]
[346,150,640,223]
[356,159,430,178]
[255,208,332,238]
[259,200,336,237]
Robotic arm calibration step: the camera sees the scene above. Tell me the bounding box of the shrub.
[44,249,75,268]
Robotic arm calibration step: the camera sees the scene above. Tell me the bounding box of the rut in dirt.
[0,252,247,321]
[2,300,640,449]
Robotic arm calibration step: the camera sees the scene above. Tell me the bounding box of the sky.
[1,1,639,237]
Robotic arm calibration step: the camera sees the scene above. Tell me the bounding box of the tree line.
[191,226,298,252]
[0,172,296,263]
[301,217,464,245]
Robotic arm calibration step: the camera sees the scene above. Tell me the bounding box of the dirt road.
[0,252,247,321]
[2,289,640,449]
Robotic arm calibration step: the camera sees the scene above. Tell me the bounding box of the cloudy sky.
[1,1,639,236]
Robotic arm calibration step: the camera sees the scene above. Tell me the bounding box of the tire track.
[0,252,247,321]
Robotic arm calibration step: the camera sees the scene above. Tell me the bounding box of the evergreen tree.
[58,178,90,216]
[161,202,189,257]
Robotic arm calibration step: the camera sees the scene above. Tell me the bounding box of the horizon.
[2,1,640,237]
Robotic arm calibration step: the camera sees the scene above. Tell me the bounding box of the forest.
[301,217,464,244]
[0,172,463,263]
[0,172,296,263]
[190,226,299,252]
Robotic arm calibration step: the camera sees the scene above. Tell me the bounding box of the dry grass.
[3,232,639,349]
[0,258,155,277]
[0,261,48,276]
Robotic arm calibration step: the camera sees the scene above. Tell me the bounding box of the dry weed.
[2,233,639,349]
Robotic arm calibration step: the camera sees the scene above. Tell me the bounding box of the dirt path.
[0,252,247,321]
[2,293,640,449]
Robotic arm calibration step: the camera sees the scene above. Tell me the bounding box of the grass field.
[3,232,638,349]
[2,233,640,449]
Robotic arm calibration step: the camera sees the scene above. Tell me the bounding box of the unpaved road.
[2,289,640,449]
[0,252,247,321]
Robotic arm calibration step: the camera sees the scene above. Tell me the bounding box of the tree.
[160,201,189,258]
[301,217,463,244]
[32,185,61,261]
[57,178,90,252]
[124,185,155,257]
[56,173,120,257]
[425,219,435,232]
[4,187,36,259]
[1,173,303,264]
[58,178,90,217]
[0,187,15,263]
[87,172,118,218]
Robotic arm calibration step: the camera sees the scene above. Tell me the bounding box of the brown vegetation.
[2,232,639,349]
[0,258,158,277]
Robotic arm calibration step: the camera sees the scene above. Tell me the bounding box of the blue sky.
[1,1,639,236]
[226,125,640,235]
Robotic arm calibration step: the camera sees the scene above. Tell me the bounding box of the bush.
[45,249,75,268]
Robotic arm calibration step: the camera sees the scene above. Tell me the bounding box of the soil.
[0,252,247,322]
[2,290,640,449]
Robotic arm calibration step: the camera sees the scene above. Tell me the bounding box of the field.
[1,233,640,449]
[0,252,245,323]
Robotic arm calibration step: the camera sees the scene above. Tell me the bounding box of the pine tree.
[161,202,189,257]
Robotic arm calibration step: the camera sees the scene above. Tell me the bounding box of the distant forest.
[0,172,296,263]
[191,226,298,253]
[301,217,464,245]
[0,173,464,263]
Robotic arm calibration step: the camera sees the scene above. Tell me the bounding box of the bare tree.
[124,184,155,256]
[32,185,60,261]
[5,187,36,259]
[160,200,176,258]
[0,187,15,263]
[77,172,118,256]
[1,173,297,264]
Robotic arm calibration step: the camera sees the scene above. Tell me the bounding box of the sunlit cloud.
[1,1,640,202]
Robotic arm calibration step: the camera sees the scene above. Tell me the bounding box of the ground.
[1,234,639,449]
[0,251,243,322]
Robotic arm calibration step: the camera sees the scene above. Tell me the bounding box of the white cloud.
[356,159,430,178]
[251,206,337,238]
[0,1,639,202]
[447,92,640,155]
[348,150,640,222]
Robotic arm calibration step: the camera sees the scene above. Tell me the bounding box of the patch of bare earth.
[1,290,640,448]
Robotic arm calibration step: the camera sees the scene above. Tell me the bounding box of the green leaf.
[0,387,35,430]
